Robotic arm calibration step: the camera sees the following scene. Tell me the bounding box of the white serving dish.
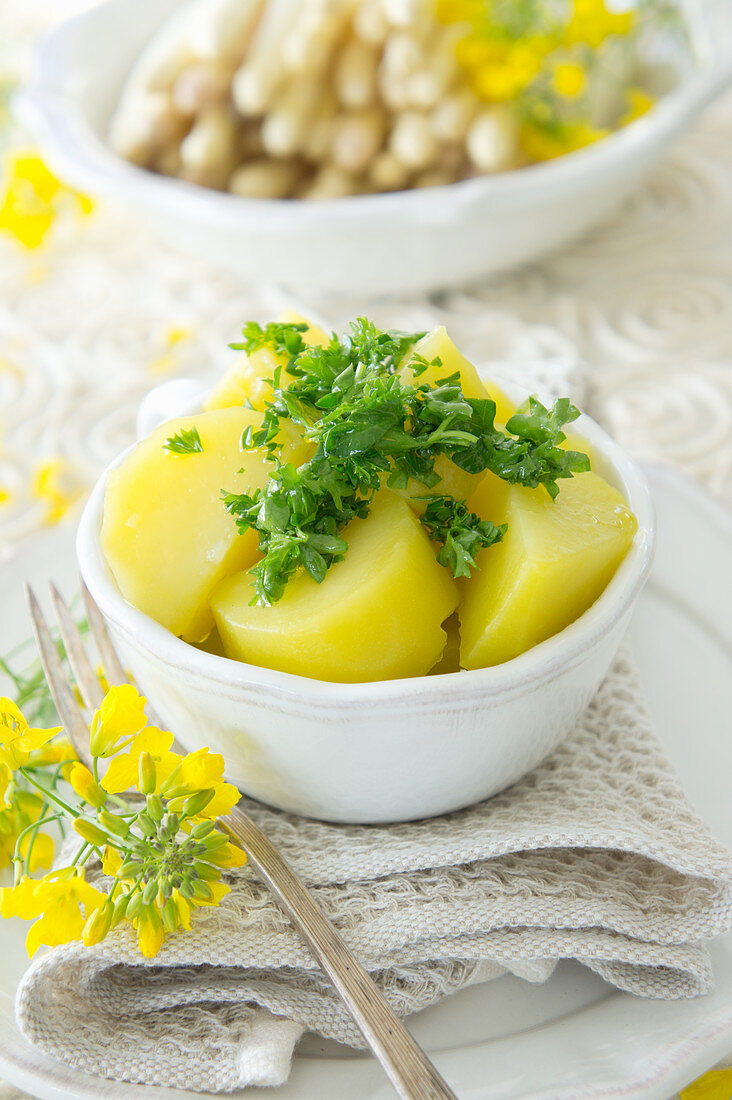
[76,377,655,824]
[20,0,732,297]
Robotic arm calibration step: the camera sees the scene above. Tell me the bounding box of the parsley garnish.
[222,318,590,605]
[163,427,203,455]
[419,497,506,579]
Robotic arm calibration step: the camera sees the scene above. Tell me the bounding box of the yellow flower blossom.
[0,486,10,507]
[1,868,107,956]
[134,904,165,958]
[101,726,181,794]
[68,762,107,808]
[101,845,123,877]
[0,697,61,771]
[566,0,634,48]
[552,61,587,98]
[19,830,54,873]
[0,150,93,250]
[622,87,655,124]
[680,1067,732,1100]
[520,119,608,161]
[89,683,148,757]
[31,457,84,526]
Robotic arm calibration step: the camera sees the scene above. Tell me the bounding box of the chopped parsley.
[163,427,203,455]
[222,317,590,605]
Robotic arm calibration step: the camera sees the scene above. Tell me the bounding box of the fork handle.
[222,806,459,1100]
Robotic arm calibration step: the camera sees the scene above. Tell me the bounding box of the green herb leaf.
[163,427,203,456]
[420,496,506,579]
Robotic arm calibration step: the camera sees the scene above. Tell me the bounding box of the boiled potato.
[396,327,514,510]
[102,408,309,644]
[400,326,515,421]
[459,469,637,669]
[205,311,329,412]
[210,490,459,682]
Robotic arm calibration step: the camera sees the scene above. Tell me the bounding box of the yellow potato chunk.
[400,326,515,421]
[102,409,309,644]
[459,470,637,669]
[205,312,329,412]
[396,327,514,511]
[211,491,460,682]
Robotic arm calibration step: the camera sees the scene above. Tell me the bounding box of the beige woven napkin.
[13,653,732,1092]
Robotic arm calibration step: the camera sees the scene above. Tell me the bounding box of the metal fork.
[25,580,459,1100]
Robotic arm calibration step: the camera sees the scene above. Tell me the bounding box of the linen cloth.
[14,653,732,1092]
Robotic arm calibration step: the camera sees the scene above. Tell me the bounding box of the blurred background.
[0,0,731,560]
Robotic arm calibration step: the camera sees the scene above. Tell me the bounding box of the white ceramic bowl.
[20,0,732,298]
[76,377,655,824]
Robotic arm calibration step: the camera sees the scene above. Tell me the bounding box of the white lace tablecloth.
[0,2,731,1097]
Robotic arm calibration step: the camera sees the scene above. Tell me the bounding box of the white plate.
[0,463,731,1100]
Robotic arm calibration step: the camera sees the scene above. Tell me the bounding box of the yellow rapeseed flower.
[552,61,587,98]
[134,903,165,958]
[101,726,181,794]
[90,684,148,757]
[565,0,634,48]
[0,150,93,250]
[0,697,61,771]
[68,762,107,808]
[31,457,84,526]
[1,868,107,956]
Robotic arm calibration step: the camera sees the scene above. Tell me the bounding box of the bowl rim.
[21,0,732,228]
[76,380,656,708]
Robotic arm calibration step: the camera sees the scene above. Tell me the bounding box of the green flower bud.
[161,897,178,932]
[200,831,229,851]
[136,812,157,838]
[111,892,131,927]
[125,891,144,919]
[119,859,142,879]
[181,789,214,818]
[191,820,216,839]
[146,793,164,822]
[193,861,220,882]
[191,879,213,900]
[138,751,157,796]
[73,817,109,847]
[178,879,194,899]
[82,900,114,946]
[165,812,180,836]
[98,810,130,837]
[142,878,159,906]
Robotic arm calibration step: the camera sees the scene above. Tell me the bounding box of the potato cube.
[459,469,637,668]
[101,408,309,643]
[211,490,459,682]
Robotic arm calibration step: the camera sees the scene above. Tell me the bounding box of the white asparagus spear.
[172,59,230,116]
[232,0,295,115]
[261,78,323,157]
[108,91,185,164]
[302,163,357,199]
[180,104,238,172]
[431,87,479,142]
[331,107,386,173]
[335,36,379,108]
[466,106,521,172]
[187,0,265,62]
[369,149,410,189]
[229,158,301,197]
[354,0,390,43]
[282,0,356,75]
[388,109,438,170]
[303,91,340,160]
